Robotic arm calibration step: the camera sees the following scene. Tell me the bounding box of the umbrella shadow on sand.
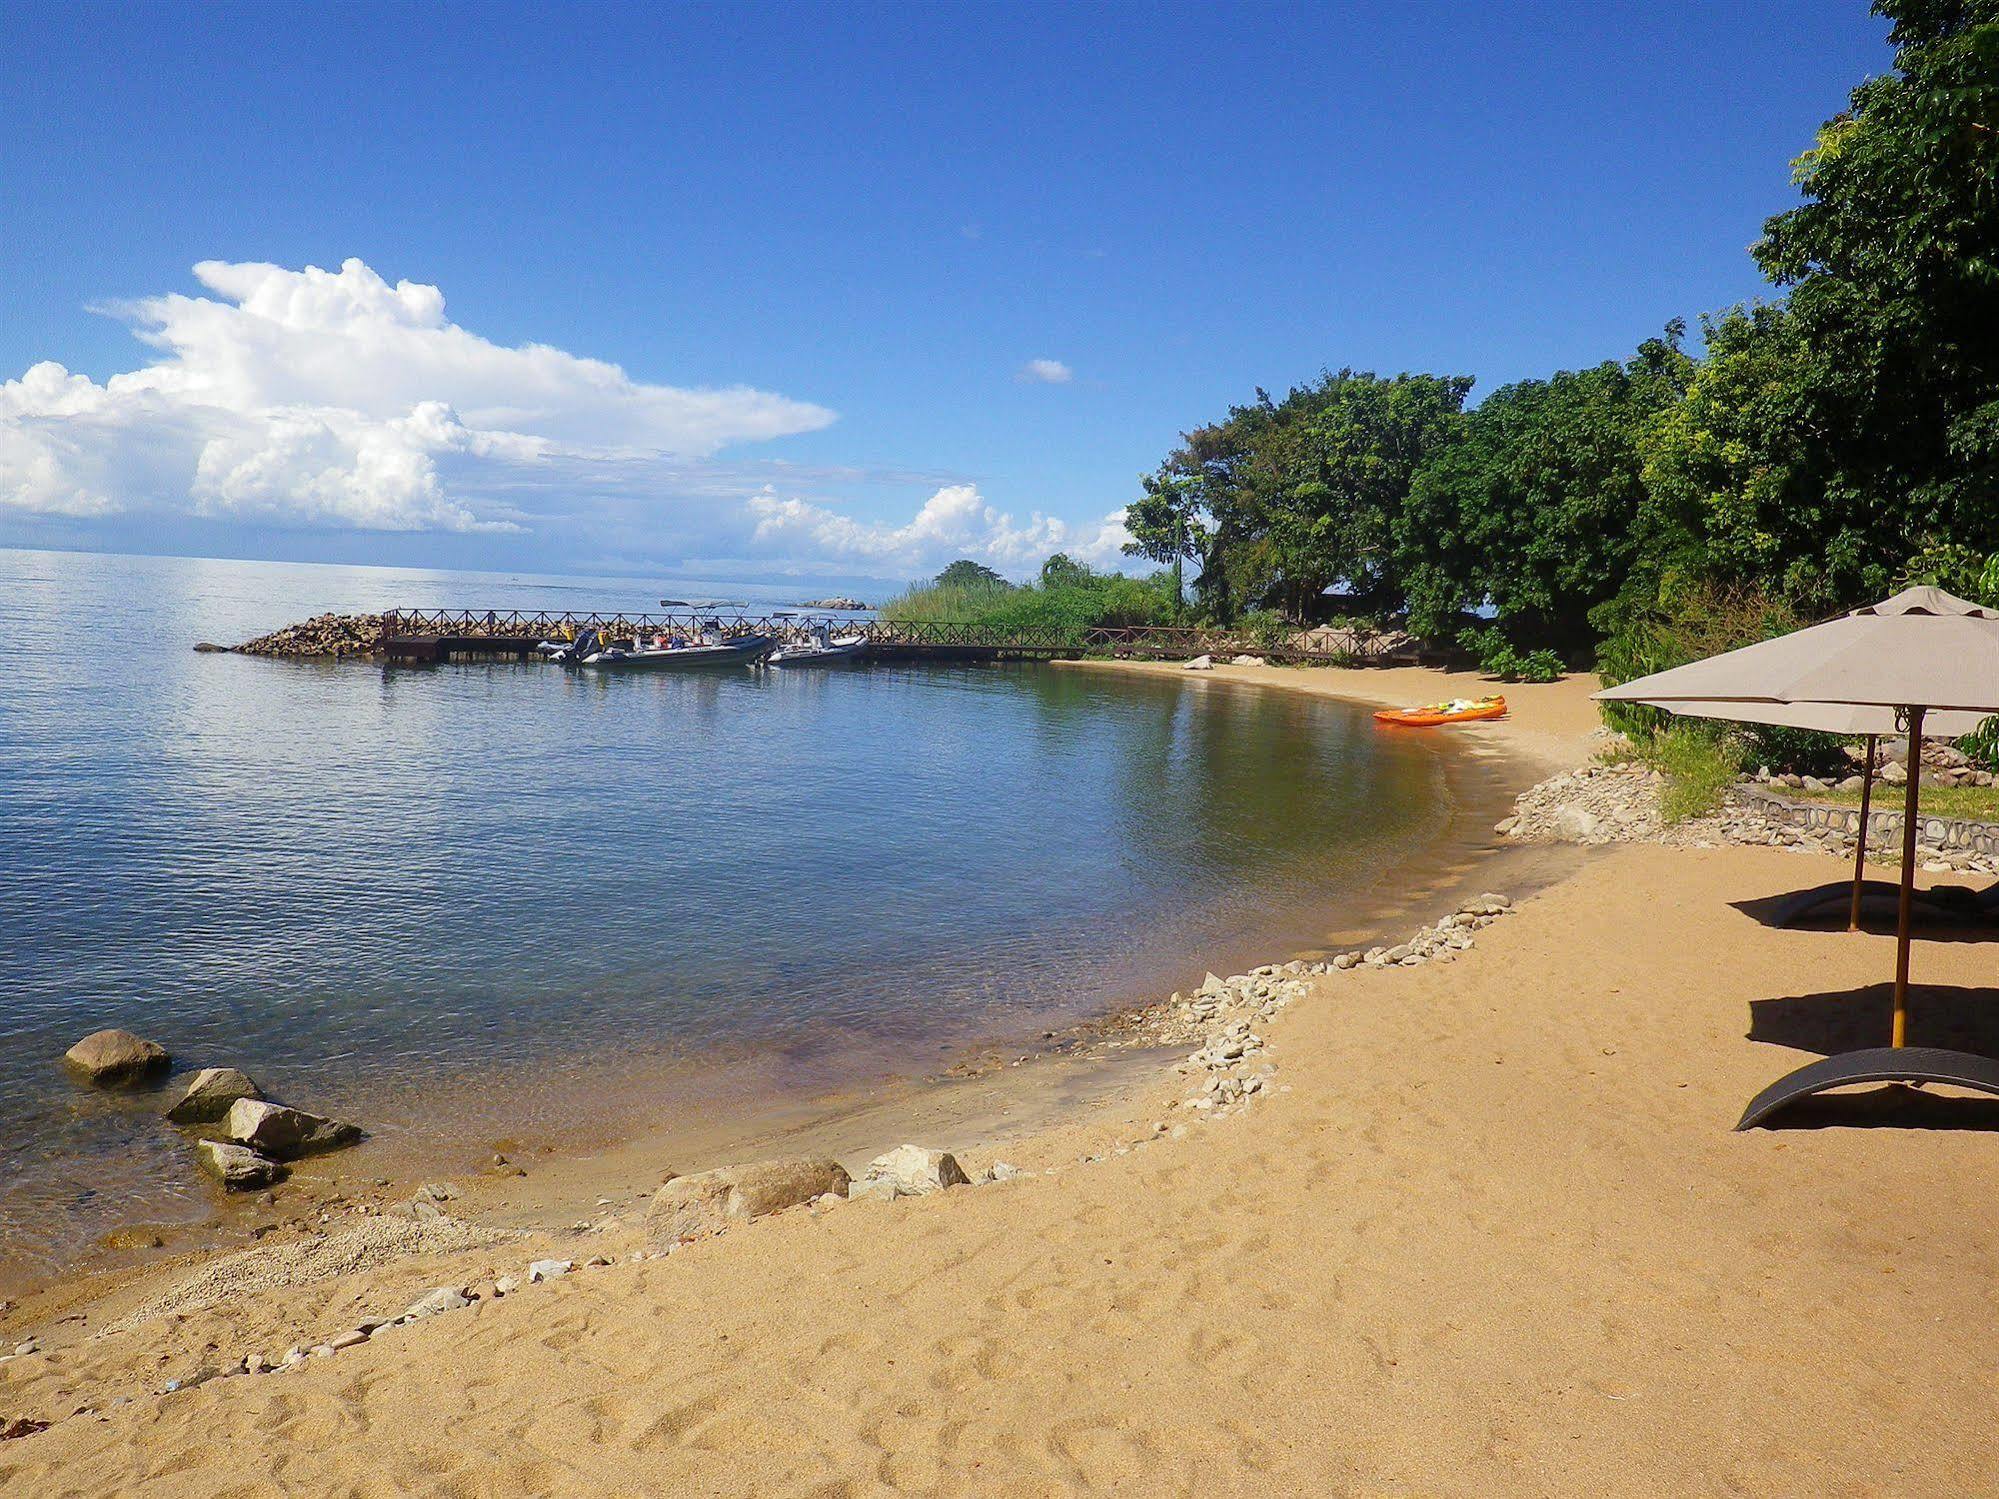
[1746,982,1999,1130]
[1729,889,1999,943]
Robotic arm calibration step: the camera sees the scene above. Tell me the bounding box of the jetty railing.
[381,609,1405,665]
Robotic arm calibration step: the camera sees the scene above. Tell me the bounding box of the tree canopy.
[1125,370,1472,624]
[932,559,1011,591]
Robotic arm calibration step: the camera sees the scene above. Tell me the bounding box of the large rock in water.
[223,1098,361,1160]
[645,1156,850,1245]
[195,1139,287,1190]
[165,1067,262,1125]
[854,1144,971,1199]
[63,1029,170,1087]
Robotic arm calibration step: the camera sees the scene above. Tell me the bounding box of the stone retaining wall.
[1731,785,1999,860]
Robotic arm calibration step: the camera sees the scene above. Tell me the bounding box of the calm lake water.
[0,547,1471,1283]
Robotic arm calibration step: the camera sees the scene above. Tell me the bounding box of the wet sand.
[10,668,1993,1494]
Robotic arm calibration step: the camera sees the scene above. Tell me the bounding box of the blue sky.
[1,1,1891,586]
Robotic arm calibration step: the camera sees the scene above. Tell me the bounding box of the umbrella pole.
[1892,710,1925,1048]
[1849,734,1877,932]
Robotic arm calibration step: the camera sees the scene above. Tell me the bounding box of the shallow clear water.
[0,547,1460,1282]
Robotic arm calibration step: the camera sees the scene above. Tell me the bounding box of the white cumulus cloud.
[746,483,1130,576]
[1019,358,1073,385]
[0,258,835,532]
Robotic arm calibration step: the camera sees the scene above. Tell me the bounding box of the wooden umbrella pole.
[1849,734,1877,932]
[1892,709,1926,1048]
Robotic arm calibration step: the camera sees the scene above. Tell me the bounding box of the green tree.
[1629,304,1846,611]
[1400,329,1692,651]
[933,559,1010,591]
[1745,0,1999,597]
[1121,470,1206,615]
[1038,552,1093,589]
[1127,371,1470,623]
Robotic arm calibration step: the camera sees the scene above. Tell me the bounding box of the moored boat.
[768,627,868,666]
[578,622,774,670]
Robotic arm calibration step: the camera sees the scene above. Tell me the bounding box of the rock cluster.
[166,1067,262,1124]
[60,1030,365,1196]
[1700,802,1998,876]
[229,613,390,659]
[1501,762,1665,845]
[848,1145,971,1202]
[1502,759,1999,876]
[239,1240,650,1382]
[1752,737,1998,791]
[223,1099,362,1160]
[195,1140,286,1190]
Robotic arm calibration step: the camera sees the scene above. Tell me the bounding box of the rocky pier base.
[201,613,392,659]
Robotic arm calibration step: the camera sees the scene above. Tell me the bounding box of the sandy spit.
[4,670,1994,1496]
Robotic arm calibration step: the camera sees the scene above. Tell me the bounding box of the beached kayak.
[1373,696,1507,727]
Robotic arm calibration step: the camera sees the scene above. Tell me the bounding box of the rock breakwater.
[224,613,390,659]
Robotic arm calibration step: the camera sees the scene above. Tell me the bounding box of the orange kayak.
[1373,696,1507,727]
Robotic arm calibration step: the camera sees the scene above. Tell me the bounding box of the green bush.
[1596,581,1849,771]
[1962,718,1999,771]
[1741,724,1849,777]
[1642,725,1747,823]
[1237,609,1292,652]
[1457,625,1563,683]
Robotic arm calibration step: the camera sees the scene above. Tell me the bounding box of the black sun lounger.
[1736,1046,1999,1129]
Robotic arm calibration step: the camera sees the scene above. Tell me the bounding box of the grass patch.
[879,560,1177,636]
[1791,783,1999,822]
[1632,726,1746,823]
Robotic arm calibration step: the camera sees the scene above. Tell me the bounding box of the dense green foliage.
[880,553,1177,636]
[1404,335,1692,649]
[1124,1,1999,683]
[934,559,1009,591]
[1123,371,1472,625]
[1455,625,1564,684]
[1595,582,1853,774]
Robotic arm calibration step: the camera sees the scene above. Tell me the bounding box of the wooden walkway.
[381,609,1402,666]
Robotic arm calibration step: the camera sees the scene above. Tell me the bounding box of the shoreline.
[0,666,1584,1311]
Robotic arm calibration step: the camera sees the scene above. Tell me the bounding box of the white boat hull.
[768,637,867,666]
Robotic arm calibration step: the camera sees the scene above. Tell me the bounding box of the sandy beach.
[4,664,1995,1496]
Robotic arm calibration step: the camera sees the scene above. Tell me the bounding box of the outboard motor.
[573,627,600,661]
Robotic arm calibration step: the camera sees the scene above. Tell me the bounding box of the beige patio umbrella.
[1595,587,1999,1125]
